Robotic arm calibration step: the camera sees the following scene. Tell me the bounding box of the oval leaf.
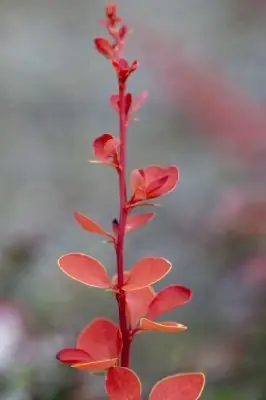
[74,211,113,238]
[139,318,187,333]
[123,257,172,291]
[149,373,205,400]
[56,348,91,364]
[58,253,111,288]
[77,318,122,361]
[125,213,156,233]
[147,285,192,320]
[106,367,142,400]
[126,287,155,327]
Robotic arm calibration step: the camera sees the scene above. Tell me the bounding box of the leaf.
[77,318,122,361]
[130,90,148,115]
[106,367,142,400]
[72,358,117,370]
[123,257,172,291]
[126,287,155,327]
[130,165,179,202]
[125,213,156,233]
[56,348,92,364]
[147,285,192,320]
[74,211,113,239]
[139,318,187,333]
[58,253,111,288]
[93,133,120,166]
[149,373,205,400]
[94,37,115,59]
[110,94,119,112]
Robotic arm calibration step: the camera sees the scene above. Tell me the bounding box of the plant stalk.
[116,81,130,367]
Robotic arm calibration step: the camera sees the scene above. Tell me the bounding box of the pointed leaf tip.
[149,373,205,400]
[147,285,192,320]
[74,211,113,239]
[106,367,142,400]
[58,253,111,288]
[123,257,172,291]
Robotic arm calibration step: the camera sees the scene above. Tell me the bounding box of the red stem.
[116,81,131,367]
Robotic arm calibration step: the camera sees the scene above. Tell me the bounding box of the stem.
[116,81,130,367]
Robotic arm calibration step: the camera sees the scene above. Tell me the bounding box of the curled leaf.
[73,358,117,370]
[106,367,142,400]
[123,257,172,291]
[58,253,111,288]
[139,318,187,333]
[93,133,120,167]
[130,165,179,203]
[149,373,205,400]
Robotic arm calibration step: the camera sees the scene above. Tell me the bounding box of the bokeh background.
[1,0,266,398]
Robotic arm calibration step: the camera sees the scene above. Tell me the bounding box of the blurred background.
[1,0,266,398]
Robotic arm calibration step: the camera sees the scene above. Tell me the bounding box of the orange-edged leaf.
[72,358,117,370]
[147,285,192,320]
[105,367,142,400]
[58,253,111,288]
[149,373,205,400]
[125,212,156,233]
[77,318,122,360]
[56,348,92,364]
[139,318,187,333]
[126,287,155,327]
[74,211,113,239]
[123,257,172,291]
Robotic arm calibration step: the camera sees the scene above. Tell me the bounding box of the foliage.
[55,3,205,399]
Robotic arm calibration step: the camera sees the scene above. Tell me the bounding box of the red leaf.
[77,318,122,361]
[123,257,172,291]
[74,211,113,239]
[149,373,205,400]
[126,286,155,327]
[73,358,117,370]
[130,165,179,202]
[119,25,128,41]
[125,93,132,115]
[58,253,111,288]
[139,318,187,333]
[130,90,148,116]
[125,212,156,233]
[56,348,92,364]
[110,94,119,112]
[93,133,120,166]
[147,285,192,320]
[94,38,115,59]
[106,367,142,400]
